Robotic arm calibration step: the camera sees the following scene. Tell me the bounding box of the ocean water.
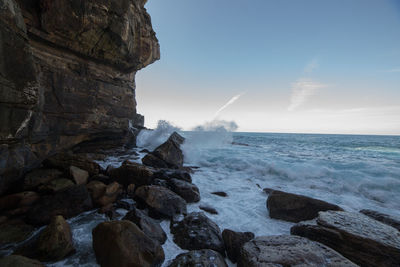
[50,129,400,266]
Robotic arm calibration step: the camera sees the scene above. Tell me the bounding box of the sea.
[48,125,400,266]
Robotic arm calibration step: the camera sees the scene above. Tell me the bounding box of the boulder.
[199,205,218,215]
[291,211,400,267]
[0,219,35,247]
[211,191,228,197]
[169,249,227,267]
[108,161,154,187]
[168,178,200,203]
[45,152,101,175]
[0,255,44,267]
[26,185,92,225]
[35,215,74,261]
[135,185,187,218]
[86,180,122,207]
[142,132,185,169]
[238,235,357,267]
[92,220,165,267]
[170,212,225,255]
[123,207,167,244]
[38,178,74,193]
[89,174,113,185]
[360,209,400,231]
[152,169,192,183]
[0,191,39,212]
[266,190,343,222]
[23,169,63,190]
[69,166,89,185]
[222,229,254,263]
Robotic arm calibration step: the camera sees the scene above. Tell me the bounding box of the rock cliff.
[0,0,160,194]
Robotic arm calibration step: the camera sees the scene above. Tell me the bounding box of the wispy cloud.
[304,58,319,73]
[288,78,327,111]
[214,92,245,117]
[383,68,400,73]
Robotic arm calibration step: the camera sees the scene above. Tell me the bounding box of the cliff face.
[0,0,160,194]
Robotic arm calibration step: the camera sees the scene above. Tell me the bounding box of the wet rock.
[360,209,400,231]
[98,203,119,220]
[169,249,227,267]
[45,152,101,175]
[26,185,92,225]
[135,185,187,218]
[0,220,35,247]
[0,191,39,212]
[153,169,192,183]
[108,161,154,187]
[123,207,167,244]
[0,255,44,267]
[238,235,357,267]
[171,212,225,255]
[168,178,200,203]
[23,169,63,190]
[199,205,218,215]
[266,190,343,222]
[291,211,400,267]
[87,181,107,200]
[38,178,74,193]
[69,166,89,185]
[92,220,165,267]
[142,132,185,169]
[211,191,228,197]
[222,229,254,263]
[86,181,121,207]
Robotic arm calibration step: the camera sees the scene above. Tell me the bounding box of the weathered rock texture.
[0,0,159,195]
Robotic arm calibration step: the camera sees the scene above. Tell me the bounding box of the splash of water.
[136,120,181,150]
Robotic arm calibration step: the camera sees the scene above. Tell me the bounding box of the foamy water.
[48,126,400,266]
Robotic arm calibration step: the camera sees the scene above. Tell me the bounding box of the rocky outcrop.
[108,160,154,187]
[170,212,225,255]
[238,235,357,267]
[222,229,254,263]
[169,249,227,267]
[291,211,400,267]
[0,0,160,195]
[266,190,343,222]
[92,220,165,267]
[167,178,200,203]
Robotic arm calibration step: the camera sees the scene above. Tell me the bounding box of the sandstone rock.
[123,207,167,244]
[171,212,225,255]
[0,191,39,212]
[135,185,187,218]
[291,211,400,267]
[35,215,74,261]
[26,185,92,225]
[0,219,35,247]
[360,209,400,231]
[38,178,74,193]
[169,249,227,267]
[69,166,89,185]
[211,191,228,197]
[168,178,200,203]
[108,161,154,187]
[222,229,254,263]
[92,220,165,267]
[199,205,218,215]
[46,152,101,175]
[96,182,122,207]
[23,169,63,190]
[87,181,107,201]
[0,255,44,267]
[142,132,185,169]
[266,190,343,222]
[238,235,357,267]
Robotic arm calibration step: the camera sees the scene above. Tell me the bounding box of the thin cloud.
[288,78,327,111]
[383,68,400,73]
[214,92,245,117]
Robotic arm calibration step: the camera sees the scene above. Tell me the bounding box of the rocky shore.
[1,1,400,267]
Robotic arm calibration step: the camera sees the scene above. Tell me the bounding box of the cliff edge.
[0,0,160,194]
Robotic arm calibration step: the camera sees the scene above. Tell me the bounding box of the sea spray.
[136,120,181,150]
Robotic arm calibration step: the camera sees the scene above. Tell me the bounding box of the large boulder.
[291,211,400,267]
[266,190,343,222]
[108,161,154,187]
[69,166,89,185]
[168,178,200,203]
[135,185,187,218]
[123,207,167,244]
[222,229,254,263]
[87,181,122,207]
[37,178,74,193]
[26,185,92,225]
[142,132,185,169]
[360,209,400,231]
[169,249,227,267]
[92,220,165,267]
[170,212,225,255]
[23,169,63,190]
[238,235,357,267]
[45,152,101,175]
[0,255,44,267]
[0,191,39,212]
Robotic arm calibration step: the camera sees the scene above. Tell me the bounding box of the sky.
[136,0,400,135]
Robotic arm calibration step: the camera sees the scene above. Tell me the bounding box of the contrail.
[214,92,245,117]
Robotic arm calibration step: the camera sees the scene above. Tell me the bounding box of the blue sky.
[136,0,400,135]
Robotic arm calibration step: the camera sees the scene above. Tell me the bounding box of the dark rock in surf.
[360,209,400,231]
[170,212,225,255]
[291,211,400,267]
[168,178,200,203]
[152,169,192,183]
[169,249,227,267]
[123,207,167,244]
[266,190,343,222]
[199,205,218,215]
[237,235,357,267]
[92,220,164,267]
[211,191,228,197]
[222,229,254,263]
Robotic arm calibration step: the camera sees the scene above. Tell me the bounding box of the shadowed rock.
[0,255,44,267]
[108,160,154,187]
[168,178,200,203]
[222,229,254,263]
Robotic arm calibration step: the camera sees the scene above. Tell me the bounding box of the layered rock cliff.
[0,0,160,194]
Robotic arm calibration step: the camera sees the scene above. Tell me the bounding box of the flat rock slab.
[360,209,400,231]
[238,235,357,267]
[291,211,400,267]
